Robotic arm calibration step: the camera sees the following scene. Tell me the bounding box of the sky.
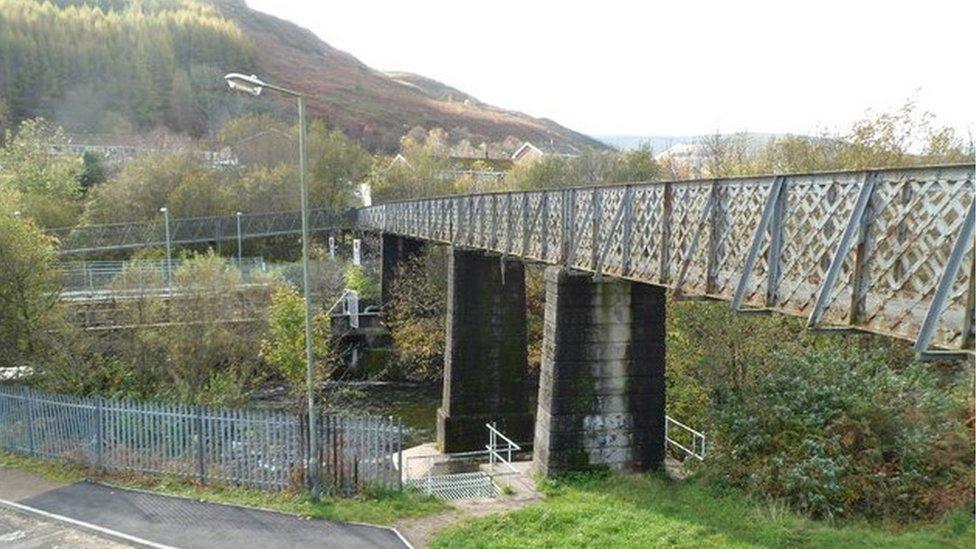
[246,0,974,139]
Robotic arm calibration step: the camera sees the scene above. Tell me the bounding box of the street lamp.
[235,212,243,263]
[225,72,320,501]
[159,207,172,295]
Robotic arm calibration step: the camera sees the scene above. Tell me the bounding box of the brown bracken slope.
[213,0,606,152]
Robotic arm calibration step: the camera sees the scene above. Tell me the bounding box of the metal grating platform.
[405,471,500,500]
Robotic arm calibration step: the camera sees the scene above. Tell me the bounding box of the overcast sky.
[247,0,973,139]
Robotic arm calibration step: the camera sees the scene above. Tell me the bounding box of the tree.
[384,249,448,380]
[0,213,62,367]
[218,114,294,168]
[260,285,330,403]
[369,140,453,202]
[82,251,274,405]
[0,0,255,136]
[506,155,571,190]
[0,118,83,227]
[306,122,373,210]
[81,153,221,223]
[79,151,106,189]
[610,143,660,182]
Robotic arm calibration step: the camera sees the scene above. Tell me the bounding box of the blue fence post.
[26,389,37,457]
[397,418,403,492]
[196,406,206,484]
[95,397,104,470]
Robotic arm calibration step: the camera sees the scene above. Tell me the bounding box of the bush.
[343,263,379,302]
[704,347,972,521]
[34,251,272,406]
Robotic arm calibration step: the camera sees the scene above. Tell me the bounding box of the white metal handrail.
[486,422,521,473]
[665,415,706,461]
[327,289,360,328]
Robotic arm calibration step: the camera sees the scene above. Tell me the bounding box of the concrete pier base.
[533,267,665,476]
[437,248,534,452]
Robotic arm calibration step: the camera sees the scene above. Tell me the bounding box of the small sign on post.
[347,290,360,329]
[352,238,362,266]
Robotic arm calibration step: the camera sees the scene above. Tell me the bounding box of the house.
[511,140,580,164]
[387,151,514,185]
[447,156,514,184]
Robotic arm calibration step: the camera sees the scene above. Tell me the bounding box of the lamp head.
[225,73,264,96]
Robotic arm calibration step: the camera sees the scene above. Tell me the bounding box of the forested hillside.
[0,0,255,135]
[0,0,603,151]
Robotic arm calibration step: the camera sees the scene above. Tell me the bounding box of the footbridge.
[47,164,975,477]
[51,208,347,254]
[364,164,974,475]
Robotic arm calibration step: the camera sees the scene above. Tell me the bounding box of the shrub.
[704,347,972,521]
[33,251,271,406]
[343,263,379,302]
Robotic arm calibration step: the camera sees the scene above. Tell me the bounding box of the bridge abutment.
[380,234,426,305]
[437,248,534,452]
[533,267,665,475]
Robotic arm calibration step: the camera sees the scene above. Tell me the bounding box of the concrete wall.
[437,248,534,452]
[533,267,665,475]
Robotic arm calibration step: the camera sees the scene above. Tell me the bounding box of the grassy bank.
[0,450,446,525]
[433,473,973,548]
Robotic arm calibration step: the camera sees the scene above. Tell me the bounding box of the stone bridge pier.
[533,267,666,475]
[436,248,535,452]
[378,234,666,470]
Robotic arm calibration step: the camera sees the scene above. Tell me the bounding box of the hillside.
[214,0,605,152]
[384,71,483,106]
[0,0,604,152]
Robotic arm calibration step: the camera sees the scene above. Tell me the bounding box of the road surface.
[0,505,132,548]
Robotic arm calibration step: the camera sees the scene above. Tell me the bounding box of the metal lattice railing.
[51,208,350,254]
[357,164,975,358]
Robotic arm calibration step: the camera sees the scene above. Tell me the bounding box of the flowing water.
[251,382,441,447]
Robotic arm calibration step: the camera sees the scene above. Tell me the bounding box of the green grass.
[432,472,974,548]
[0,450,446,525]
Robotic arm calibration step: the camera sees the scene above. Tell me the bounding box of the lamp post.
[224,72,320,501]
[235,211,243,263]
[159,207,172,295]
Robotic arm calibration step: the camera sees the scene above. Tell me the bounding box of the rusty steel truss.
[358,164,975,359]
